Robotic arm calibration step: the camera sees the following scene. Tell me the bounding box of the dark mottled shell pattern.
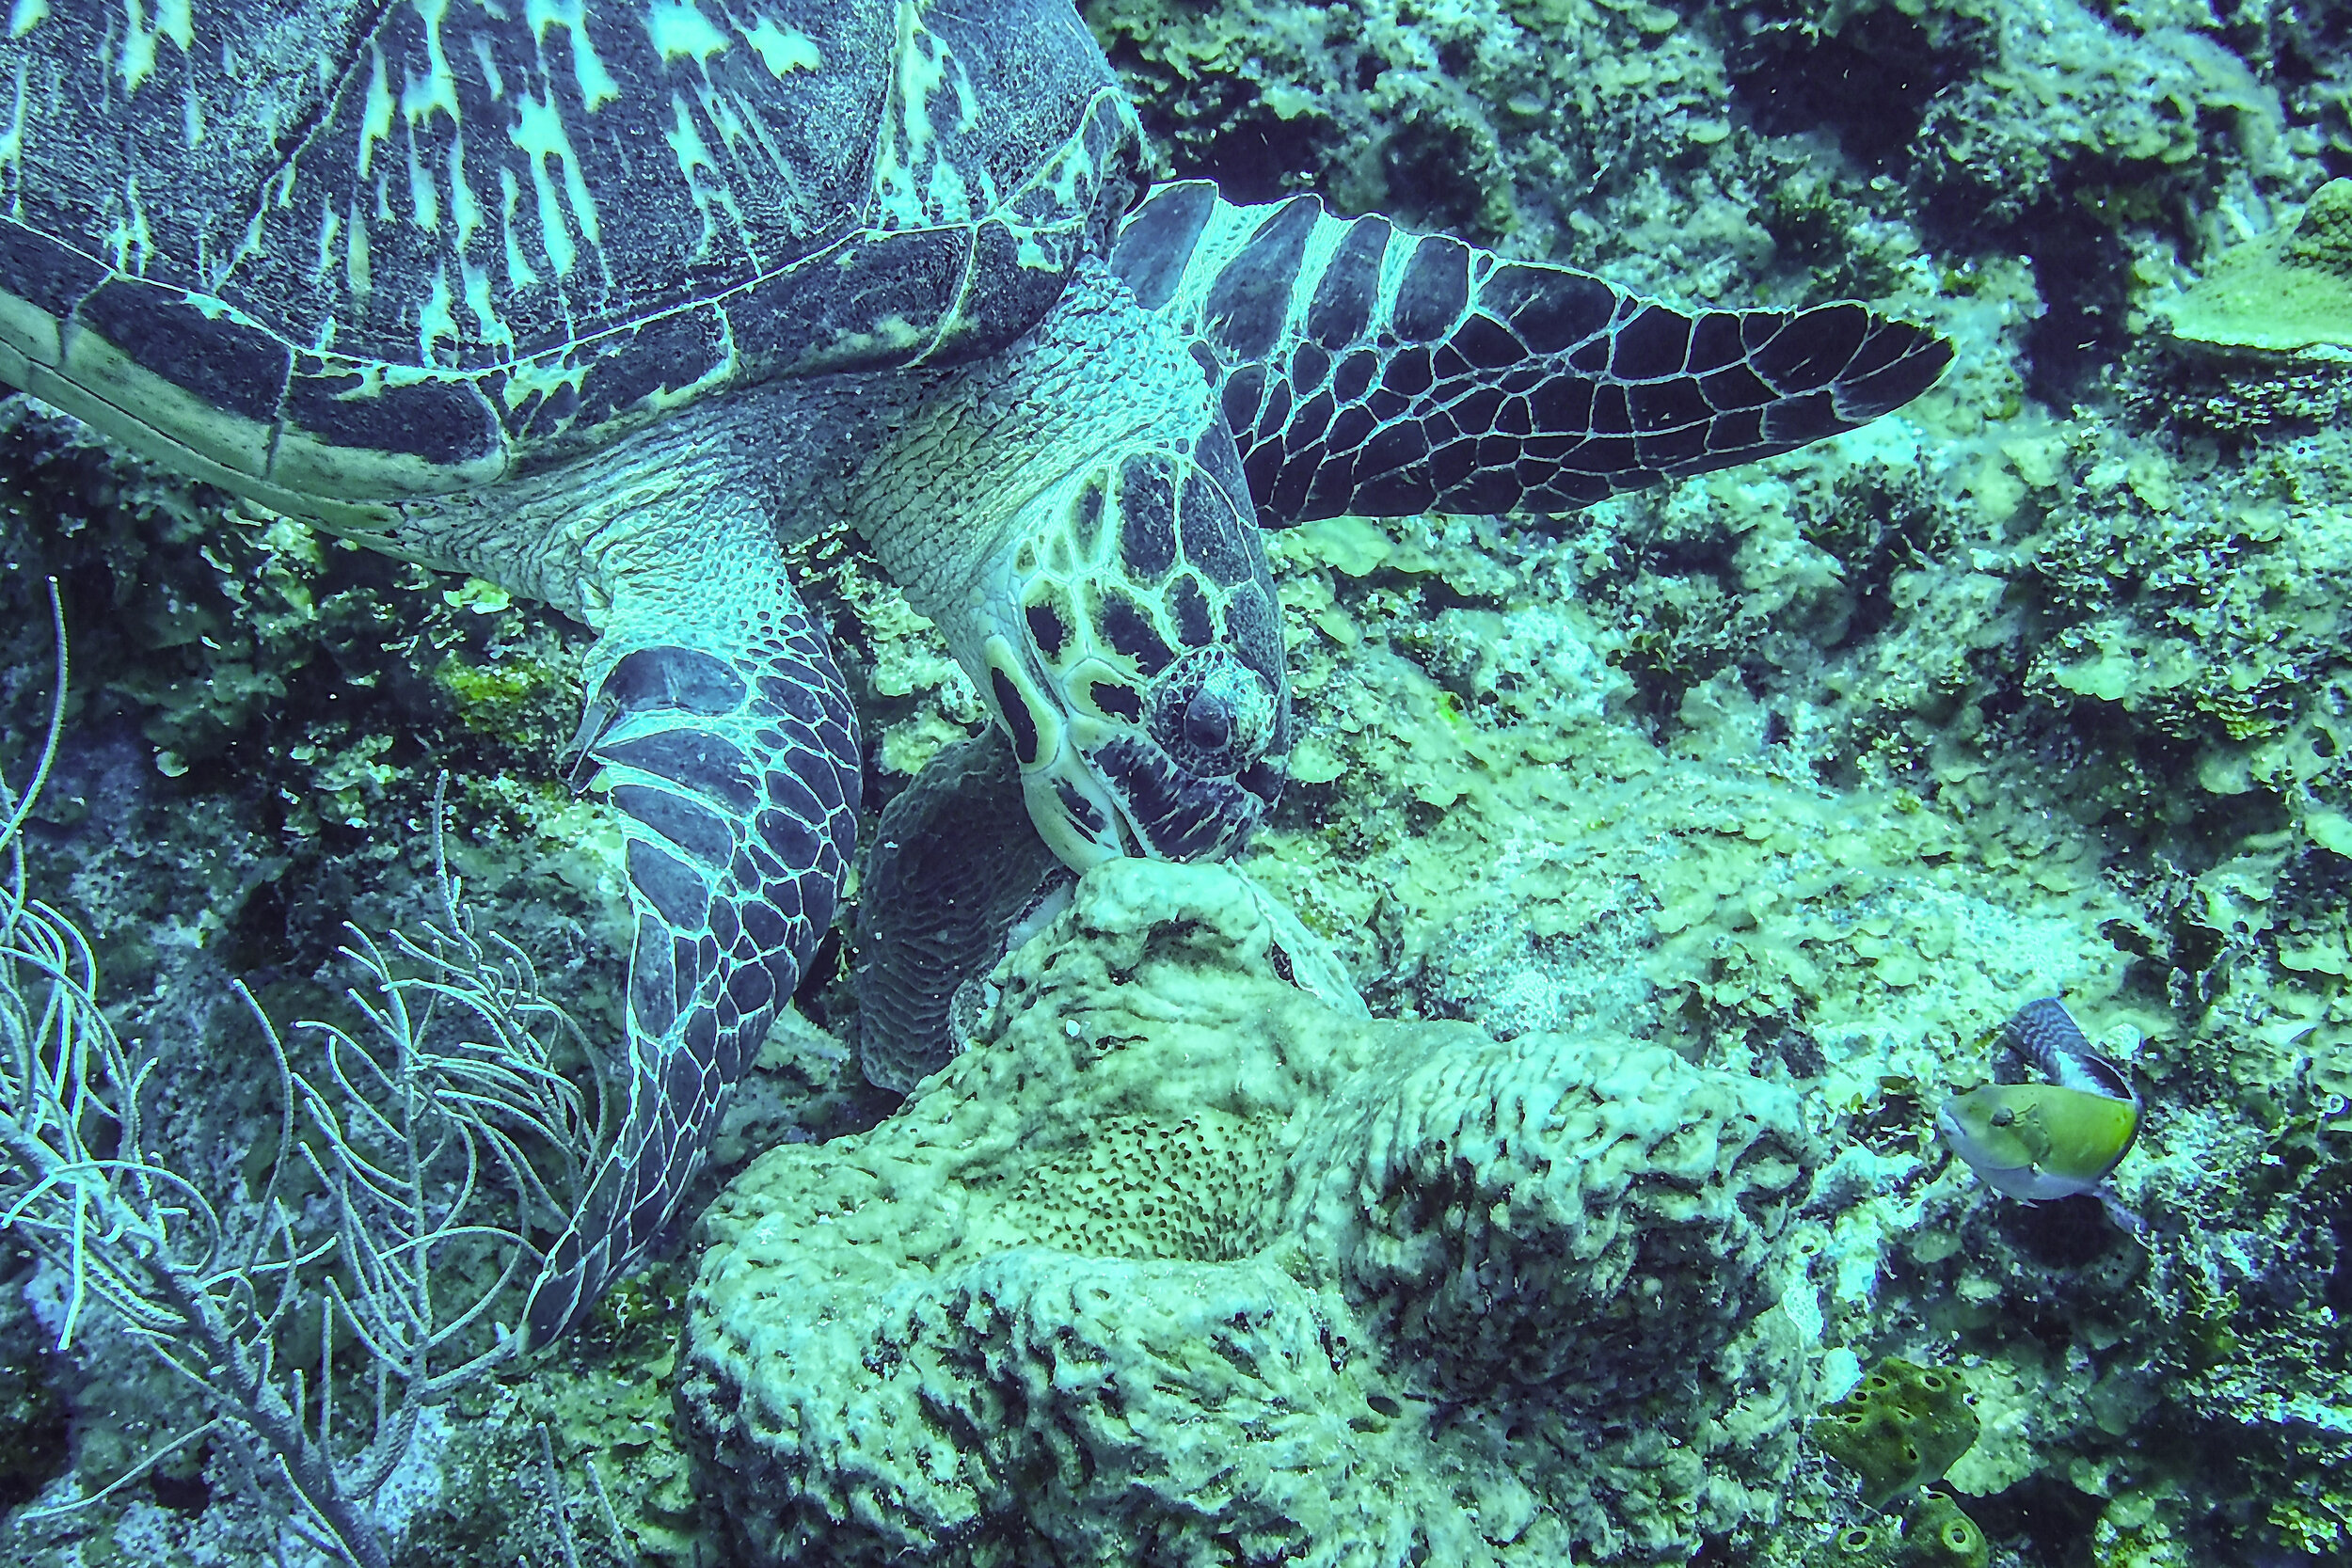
[0,0,1140,525]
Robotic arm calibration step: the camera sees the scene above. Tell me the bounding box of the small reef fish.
[1937,997,2141,1202]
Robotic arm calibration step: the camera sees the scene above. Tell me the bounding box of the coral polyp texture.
[2160,178,2352,353]
[680,859,1819,1566]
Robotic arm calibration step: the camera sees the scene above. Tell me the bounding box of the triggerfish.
[1937,997,2141,1202]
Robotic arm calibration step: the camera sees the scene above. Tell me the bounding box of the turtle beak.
[974,629,1136,865]
[1012,696,1276,869]
[1022,740,1137,867]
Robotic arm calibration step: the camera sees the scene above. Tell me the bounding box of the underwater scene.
[0,0,2347,1564]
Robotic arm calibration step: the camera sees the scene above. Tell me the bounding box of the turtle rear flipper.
[1115,182,1953,525]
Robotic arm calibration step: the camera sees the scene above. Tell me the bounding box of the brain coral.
[679,861,1820,1566]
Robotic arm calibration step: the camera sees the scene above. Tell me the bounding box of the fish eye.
[1990,1106,2014,1127]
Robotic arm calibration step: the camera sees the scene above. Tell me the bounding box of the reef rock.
[679,860,1821,1566]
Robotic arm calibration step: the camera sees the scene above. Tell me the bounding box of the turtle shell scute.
[0,0,1142,499]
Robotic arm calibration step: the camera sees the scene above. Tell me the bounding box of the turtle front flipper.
[519,589,860,1349]
[1112,182,1954,525]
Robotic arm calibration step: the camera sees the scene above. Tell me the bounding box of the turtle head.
[980,444,1291,868]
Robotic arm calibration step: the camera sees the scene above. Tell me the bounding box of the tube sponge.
[1811,1357,1982,1509]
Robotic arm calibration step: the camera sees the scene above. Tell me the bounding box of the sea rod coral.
[0,598,610,1567]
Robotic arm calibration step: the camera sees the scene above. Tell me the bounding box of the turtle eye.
[1149,647,1269,777]
[1183,690,1233,755]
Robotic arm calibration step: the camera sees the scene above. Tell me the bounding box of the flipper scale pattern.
[1112,182,1953,524]
[522,615,860,1349]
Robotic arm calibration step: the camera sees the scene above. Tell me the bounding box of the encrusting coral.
[680,859,1820,1565]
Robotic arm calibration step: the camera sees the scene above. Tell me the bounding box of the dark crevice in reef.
[1725,5,1980,167]
[1971,1474,2107,1568]
[2013,209,2136,412]
[1183,104,1331,205]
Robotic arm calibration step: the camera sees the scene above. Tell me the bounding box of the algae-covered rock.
[680,860,1820,1566]
[1812,1358,1982,1509]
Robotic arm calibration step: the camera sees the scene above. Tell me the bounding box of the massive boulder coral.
[680,860,1820,1566]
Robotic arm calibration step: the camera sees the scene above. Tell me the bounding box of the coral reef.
[2133,176,2352,436]
[681,860,1818,1565]
[850,733,1068,1093]
[3,0,2352,1560]
[2160,177,2352,353]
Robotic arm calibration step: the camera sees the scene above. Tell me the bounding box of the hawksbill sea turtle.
[0,0,1950,1348]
